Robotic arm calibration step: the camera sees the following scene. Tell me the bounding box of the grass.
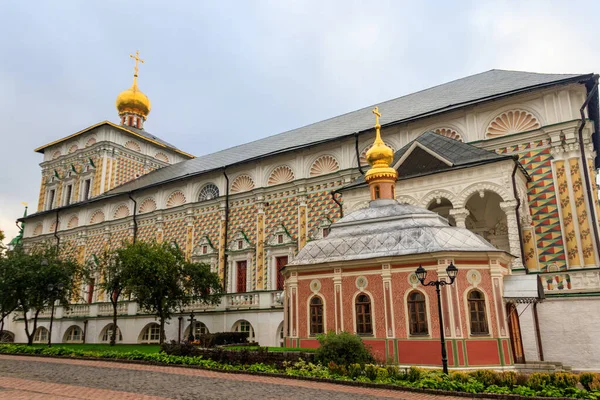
[30,344,161,354]
[225,346,316,353]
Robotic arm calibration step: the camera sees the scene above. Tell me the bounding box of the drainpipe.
[330,189,344,218]
[128,193,138,243]
[354,133,364,175]
[511,162,527,269]
[577,76,600,254]
[222,168,230,294]
[54,210,60,252]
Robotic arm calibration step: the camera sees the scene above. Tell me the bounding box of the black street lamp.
[47,279,64,348]
[415,262,458,374]
[187,311,195,342]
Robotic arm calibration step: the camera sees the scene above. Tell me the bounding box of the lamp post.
[47,280,64,348]
[415,262,458,374]
[187,311,195,342]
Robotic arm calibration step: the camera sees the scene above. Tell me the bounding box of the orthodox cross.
[130,50,144,78]
[372,106,381,126]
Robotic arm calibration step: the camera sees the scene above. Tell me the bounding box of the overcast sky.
[1,0,599,243]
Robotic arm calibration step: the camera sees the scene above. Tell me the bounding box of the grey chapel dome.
[290,199,503,266]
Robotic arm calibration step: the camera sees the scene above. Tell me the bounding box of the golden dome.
[365,107,398,183]
[116,80,151,118]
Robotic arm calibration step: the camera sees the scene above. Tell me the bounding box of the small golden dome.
[116,81,151,118]
[365,107,398,184]
[366,141,394,168]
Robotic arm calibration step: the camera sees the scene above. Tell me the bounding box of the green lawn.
[30,344,161,353]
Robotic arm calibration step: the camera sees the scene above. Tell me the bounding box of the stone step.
[514,361,573,373]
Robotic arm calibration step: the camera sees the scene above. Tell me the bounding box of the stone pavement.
[0,355,488,399]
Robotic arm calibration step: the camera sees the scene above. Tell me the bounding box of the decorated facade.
[4,64,600,370]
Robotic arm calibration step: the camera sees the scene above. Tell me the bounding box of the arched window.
[140,323,161,343]
[33,327,49,343]
[355,294,373,335]
[64,326,83,343]
[189,321,209,340]
[468,290,489,335]
[198,184,219,202]
[408,291,428,335]
[100,324,123,343]
[309,296,324,336]
[0,331,15,343]
[233,320,255,342]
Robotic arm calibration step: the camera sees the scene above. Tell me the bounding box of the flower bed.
[1,344,599,399]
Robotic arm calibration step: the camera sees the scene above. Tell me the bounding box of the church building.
[4,55,600,370]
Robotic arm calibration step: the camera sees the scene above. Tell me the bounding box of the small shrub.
[515,372,529,386]
[469,369,498,387]
[364,364,379,381]
[552,372,579,389]
[450,371,470,383]
[496,371,517,387]
[580,372,600,392]
[313,331,374,366]
[197,332,249,348]
[347,363,363,379]
[528,372,553,390]
[407,366,423,382]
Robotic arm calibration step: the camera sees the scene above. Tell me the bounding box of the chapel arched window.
[468,290,489,335]
[408,291,428,335]
[309,296,324,336]
[355,294,373,335]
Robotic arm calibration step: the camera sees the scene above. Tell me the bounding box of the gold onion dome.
[116,81,151,117]
[365,107,397,182]
[116,50,151,118]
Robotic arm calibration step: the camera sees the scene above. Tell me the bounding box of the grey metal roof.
[105,69,587,195]
[289,200,506,266]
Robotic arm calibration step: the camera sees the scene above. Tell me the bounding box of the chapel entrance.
[275,256,288,290]
[506,303,525,364]
[236,261,247,293]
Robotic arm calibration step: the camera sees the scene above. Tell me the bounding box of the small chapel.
[3,53,600,370]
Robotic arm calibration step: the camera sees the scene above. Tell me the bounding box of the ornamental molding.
[89,210,105,225]
[432,127,464,142]
[420,189,458,208]
[228,230,254,252]
[267,165,295,186]
[112,204,130,219]
[456,182,511,208]
[166,191,186,208]
[124,140,141,152]
[309,155,340,177]
[266,223,296,247]
[230,174,255,193]
[66,215,79,229]
[154,152,169,163]
[485,109,541,138]
[138,198,157,214]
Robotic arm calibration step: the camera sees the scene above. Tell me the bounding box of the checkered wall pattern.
[194,207,221,249]
[506,144,567,271]
[163,214,187,251]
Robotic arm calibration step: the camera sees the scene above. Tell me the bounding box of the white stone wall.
[519,298,600,371]
[3,310,284,347]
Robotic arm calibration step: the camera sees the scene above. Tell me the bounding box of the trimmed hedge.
[161,342,314,367]
[195,332,249,347]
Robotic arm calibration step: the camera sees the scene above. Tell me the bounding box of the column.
[156,216,164,243]
[449,207,470,228]
[554,157,582,268]
[218,204,227,282]
[255,200,266,290]
[92,156,103,197]
[381,264,394,338]
[37,172,47,212]
[499,200,524,270]
[297,193,308,250]
[287,272,299,338]
[185,212,194,261]
[333,267,343,333]
[569,156,596,266]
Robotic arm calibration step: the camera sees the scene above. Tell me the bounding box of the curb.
[0,352,578,400]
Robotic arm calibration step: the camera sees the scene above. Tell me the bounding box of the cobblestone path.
[0,355,487,399]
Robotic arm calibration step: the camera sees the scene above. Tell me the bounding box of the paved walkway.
[0,355,486,399]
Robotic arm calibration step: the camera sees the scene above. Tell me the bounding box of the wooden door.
[236,261,247,293]
[276,256,288,290]
[507,303,525,364]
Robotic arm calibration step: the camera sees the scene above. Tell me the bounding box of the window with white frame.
[64,184,73,206]
[47,189,56,210]
[100,324,123,343]
[233,320,255,342]
[189,321,209,340]
[141,324,161,343]
[82,178,92,201]
[64,326,83,343]
[33,327,49,343]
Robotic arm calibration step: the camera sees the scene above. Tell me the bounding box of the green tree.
[91,248,128,346]
[0,250,18,335]
[8,244,81,345]
[117,241,223,344]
